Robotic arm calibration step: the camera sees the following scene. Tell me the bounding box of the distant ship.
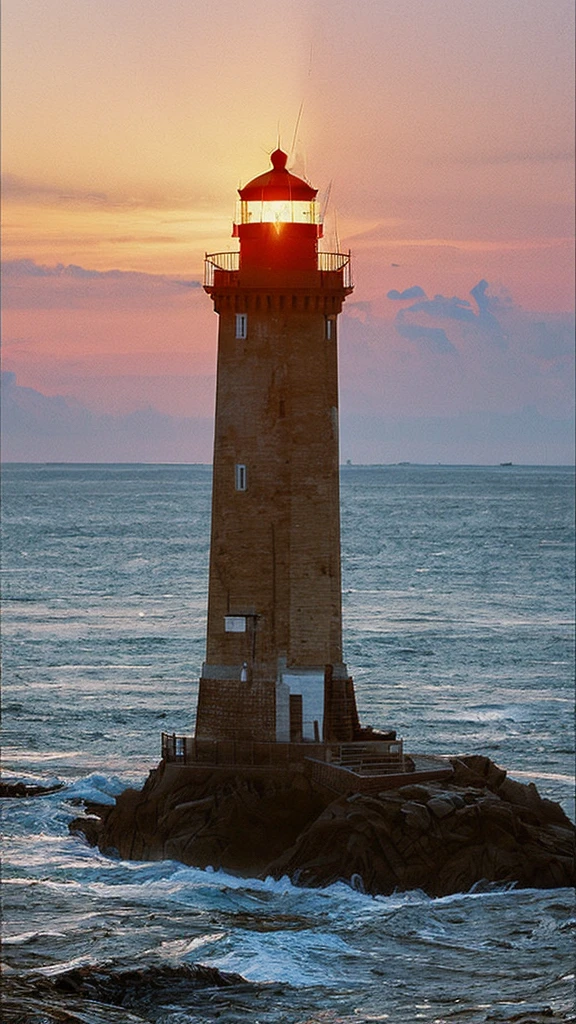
[500,462,513,466]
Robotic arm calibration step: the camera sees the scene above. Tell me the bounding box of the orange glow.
[1,0,573,464]
[239,199,319,225]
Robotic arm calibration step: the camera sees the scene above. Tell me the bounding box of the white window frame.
[325,317,334,340]
[224,615,247,633]
[235,313,247,339]
[235,463,247,491]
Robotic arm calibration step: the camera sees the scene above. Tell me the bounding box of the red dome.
[239,149,317,202]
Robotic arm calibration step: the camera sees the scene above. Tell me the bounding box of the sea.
[1,462,575,1024]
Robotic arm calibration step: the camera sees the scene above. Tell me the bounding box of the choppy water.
[2,463,575,1023]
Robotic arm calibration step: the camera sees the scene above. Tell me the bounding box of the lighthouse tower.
[196,149,359,746]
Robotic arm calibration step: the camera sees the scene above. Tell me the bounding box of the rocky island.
[70,154,574,904]
[71,754,575,897]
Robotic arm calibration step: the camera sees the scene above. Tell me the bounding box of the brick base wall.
[195,677,276,741]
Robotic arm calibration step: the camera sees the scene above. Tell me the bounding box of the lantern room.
[236,148,322,229]
[233,149,323,275]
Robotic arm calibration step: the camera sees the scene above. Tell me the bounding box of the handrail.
[204,252,240,287]
[318,250,353,289]
[204,249,353,289]
[161,733,402,769]
[317,251,350,272]
[205,251,240,272]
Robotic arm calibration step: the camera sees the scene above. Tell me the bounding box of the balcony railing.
[161,733,403,770]
[318,251,353,289]
[204,251,240,287]
[204,250,352,289]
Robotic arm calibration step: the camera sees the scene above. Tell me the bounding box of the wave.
[63,773,131,806]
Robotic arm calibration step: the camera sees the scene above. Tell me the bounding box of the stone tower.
[196,149,359,745]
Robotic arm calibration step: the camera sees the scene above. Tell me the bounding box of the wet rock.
[0,781,64,798]
[397,783,436,801]
[452,754,508,789]
[42,962,247,1001]
[70,756,576,899]
[427,795,456,819]
[1,961,254,1024]
[401,800,432,832]
[73,762,326,874]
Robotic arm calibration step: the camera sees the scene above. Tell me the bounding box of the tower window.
[225,615,246,632]
[325,317,334,340]
[235,313,247,339]
[235,463,247,491]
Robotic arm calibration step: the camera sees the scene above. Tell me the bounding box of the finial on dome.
[270,149,288,171]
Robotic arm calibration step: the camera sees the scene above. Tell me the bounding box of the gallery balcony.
[204,250,353,291]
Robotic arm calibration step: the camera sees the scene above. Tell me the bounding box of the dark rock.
[74,762,326,873]
[452,754,508,788]
[401,800,432,832]
[1,961,255,1023]
[427,795,456,819]
[0,781,64,798]
[397,783,436,801]
[356,725,397,741]
[42,962,248,1002]
[70,756,575,899]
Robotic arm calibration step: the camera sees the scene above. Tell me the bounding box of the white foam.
[197,928,366,986]
[63,773,129,806]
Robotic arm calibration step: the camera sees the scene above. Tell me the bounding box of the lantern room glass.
[238,199,319,225]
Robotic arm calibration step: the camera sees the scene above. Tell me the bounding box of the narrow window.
[235,463,247,491]
[325,317,334,340]
[289,694,303,743]
[225,615,247,633]
[235,313,247,339]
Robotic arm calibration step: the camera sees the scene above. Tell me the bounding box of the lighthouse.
[195,149,360,747]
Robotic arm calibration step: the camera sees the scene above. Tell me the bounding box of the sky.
[2,0,574,463]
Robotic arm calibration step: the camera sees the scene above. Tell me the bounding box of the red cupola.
[238,148,317,202]
[234,149,322,277]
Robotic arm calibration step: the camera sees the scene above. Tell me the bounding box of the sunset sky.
[2,0,574,462]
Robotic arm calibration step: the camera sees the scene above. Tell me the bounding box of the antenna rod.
[290,101,304,160]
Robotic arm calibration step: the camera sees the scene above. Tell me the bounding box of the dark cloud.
[1,260,201,309]
[387,286,427,301]
[2,173,212,212]
[394,319,456,353]
[392,279,509,351]
[1,372,212,462]
[2,259,123,280]
[2,259,200,288]
[525,317,576,362]
[405,295,476,322]
[2,174,110,206]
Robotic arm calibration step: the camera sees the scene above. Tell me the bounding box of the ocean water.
[1,463,575,1023]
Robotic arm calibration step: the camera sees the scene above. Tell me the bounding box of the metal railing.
[318,250,353,288]
[328,741,404,774]
[204,249,353,289]
[161,733,402,769]
[204,251,240,287]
